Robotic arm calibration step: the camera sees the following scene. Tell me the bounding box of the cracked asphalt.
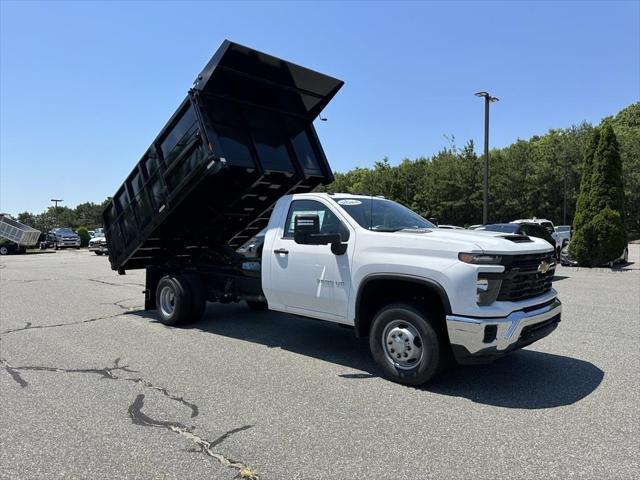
[1,247,639,479]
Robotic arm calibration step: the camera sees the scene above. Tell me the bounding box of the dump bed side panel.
[0,215,41,246]
[104,41,342,272]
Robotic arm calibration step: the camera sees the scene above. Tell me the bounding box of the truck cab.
[255,193,561,384]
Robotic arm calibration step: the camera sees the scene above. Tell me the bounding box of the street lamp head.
[51,199,63,202]
[475,91,499,102]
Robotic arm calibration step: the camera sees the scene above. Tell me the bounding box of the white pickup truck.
[106,41,561,386]
[148,193,562,386]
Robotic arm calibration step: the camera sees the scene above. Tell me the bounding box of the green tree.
[572,128,600,233]
[76,226,91,247]
[570,124,626,265]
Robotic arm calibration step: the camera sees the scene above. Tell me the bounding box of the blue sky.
[1,0,638,215]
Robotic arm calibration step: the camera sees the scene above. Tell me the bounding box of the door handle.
[273,248,289,255]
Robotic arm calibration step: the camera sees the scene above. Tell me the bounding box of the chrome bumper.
[446,298,562,357]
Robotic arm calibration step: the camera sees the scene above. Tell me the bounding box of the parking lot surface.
[1,246,639,479]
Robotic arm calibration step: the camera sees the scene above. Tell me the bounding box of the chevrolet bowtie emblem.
[538,261,551,274]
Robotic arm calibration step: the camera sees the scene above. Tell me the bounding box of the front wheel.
[0,246,8,255]
[369,303,444,386]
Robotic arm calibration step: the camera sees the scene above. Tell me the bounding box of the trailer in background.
[0,214,41,254]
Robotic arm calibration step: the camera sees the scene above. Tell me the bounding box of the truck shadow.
[134,303,604,410]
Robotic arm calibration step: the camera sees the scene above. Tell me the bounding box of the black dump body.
[104,41,343,272]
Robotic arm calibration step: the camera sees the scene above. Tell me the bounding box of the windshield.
[332,197,435,232]
[53,228,76,235]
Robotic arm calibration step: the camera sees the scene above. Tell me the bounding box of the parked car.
[0,239,24,255]
[475,223,557,253]
[88,235,108,255]
[555,225,571,247]
[102,41,562,386]
[512,218,561,250]
[41,228,81,250]
[560,242,628,267]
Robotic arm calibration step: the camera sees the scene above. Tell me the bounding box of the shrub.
[76,227,90,248]
[570,208,627,266]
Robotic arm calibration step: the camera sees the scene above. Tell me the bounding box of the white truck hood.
[390,228,554,255]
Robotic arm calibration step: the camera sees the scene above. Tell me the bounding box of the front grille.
[497,252,555,302]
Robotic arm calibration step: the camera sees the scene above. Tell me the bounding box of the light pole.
[51,199,63,229]
[475,91,499,224]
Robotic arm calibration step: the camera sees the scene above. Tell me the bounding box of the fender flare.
[354,273,452,335]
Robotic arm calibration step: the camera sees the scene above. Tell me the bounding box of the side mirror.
[293,214,342,247]
[429,217,439,226]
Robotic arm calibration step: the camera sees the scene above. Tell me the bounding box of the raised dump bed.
[104,40,343,272]
[0,214,41,248]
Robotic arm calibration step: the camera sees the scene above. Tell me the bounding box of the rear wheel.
[369,303,444,386]
[156,275,193,326]
[0,246,8,255]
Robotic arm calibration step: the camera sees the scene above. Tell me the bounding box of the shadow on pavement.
[132,303,603,410]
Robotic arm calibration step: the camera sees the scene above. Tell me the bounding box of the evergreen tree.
[570,124,627,265]
[572,128,599,234]
[589,123,625,214]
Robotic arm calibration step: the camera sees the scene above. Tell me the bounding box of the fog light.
[476,278,489,292]
[476,276,502,306]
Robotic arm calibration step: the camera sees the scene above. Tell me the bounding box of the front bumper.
[89,244,108,253]
[446,298,561,364]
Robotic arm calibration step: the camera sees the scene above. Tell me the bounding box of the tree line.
[317,103,639,237]
[13,103,639,238]
[16,200,109,234]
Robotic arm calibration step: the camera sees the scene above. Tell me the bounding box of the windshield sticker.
[337,199,362,206]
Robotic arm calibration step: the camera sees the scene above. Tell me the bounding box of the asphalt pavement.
[1,246,639,479]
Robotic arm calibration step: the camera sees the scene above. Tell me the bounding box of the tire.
[95,251,103,255]
[155,275,193,326]
[369,303,444,386]
[623,248,629,264]
[246,300,268,311]
[183,273,207,322]
[0,246,8,255]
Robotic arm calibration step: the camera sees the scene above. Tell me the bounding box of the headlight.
[458,252,503,264]
[476,275,502,306]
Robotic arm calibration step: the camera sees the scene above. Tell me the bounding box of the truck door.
[269,199,353,320]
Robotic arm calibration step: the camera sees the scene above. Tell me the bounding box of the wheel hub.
[159,285,176,317]
[382,320,423,370]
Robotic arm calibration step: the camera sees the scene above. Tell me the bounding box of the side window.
[283,200,349,240]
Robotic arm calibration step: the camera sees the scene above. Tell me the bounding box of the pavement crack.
[1,357,198,418]
[128,394,189,429]
[2,356,257,478]
[125,378,199,418]
[88,278,145,288]
[0,359,28,387]
[0,306,142,337]
[128,394,257,479]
